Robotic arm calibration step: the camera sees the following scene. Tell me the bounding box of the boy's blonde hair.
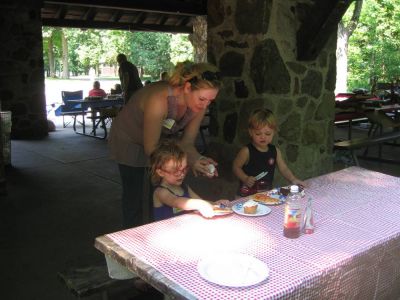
[248,109,277,131]
[149,140,187,185]
[168,61,222,90]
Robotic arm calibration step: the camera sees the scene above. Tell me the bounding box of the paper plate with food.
[232,200,271,216]
[212,204,233,216]
[252,193,285,206]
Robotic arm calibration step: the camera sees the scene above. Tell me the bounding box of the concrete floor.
[1,122,399,300]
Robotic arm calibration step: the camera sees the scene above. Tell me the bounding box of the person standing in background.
[116,53,143,104]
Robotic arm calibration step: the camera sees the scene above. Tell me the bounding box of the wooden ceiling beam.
[110,10,123,22]
[83,7,97,21]
[157,15,168,26]
[55,5,67,19]
[42,18,193,33]
[178,16,191,27]
[297,0,353,61]
[43,0,207,16]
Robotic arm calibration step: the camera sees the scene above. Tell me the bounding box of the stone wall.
[207,0,336,185]
[0,1,48,139]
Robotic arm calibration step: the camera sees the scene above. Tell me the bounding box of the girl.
[232,109,306,197]
[150,140,230,221]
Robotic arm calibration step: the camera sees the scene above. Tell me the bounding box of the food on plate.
[279,187,290,196]
[243,200,258,214]
[280,185,305,197]
[253,193,281,205]
[213,205,232,214]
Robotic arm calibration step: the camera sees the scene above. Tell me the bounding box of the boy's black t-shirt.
[242,143,277,190]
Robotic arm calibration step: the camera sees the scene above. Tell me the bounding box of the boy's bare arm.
[232,147,250,183]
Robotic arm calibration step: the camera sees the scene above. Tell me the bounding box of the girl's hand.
[197,201,215,218]
[193,156,218,178]
[215,199,230,207]
[245,176,256,188]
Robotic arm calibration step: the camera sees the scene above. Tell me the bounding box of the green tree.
[336,0,363,93]
[129,32,173,79]
[42,27,194,80]
[43,27,63,78]
[170,34,194,65]
[347,0,400,92]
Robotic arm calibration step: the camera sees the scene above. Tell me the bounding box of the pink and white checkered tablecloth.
[95,167,400,299]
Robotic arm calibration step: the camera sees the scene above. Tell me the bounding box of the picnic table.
[69,96,123,139]
[95,167,400,299]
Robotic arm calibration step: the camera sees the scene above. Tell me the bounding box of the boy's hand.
[292,179,307,188]
[245,176,256,188]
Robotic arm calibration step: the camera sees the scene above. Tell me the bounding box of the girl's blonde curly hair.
[149,139,187,185]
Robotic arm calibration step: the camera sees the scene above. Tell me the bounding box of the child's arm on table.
[189,187,230,207]
[232,147,256,188]
[155,187,215,218]
[276,148,307,187]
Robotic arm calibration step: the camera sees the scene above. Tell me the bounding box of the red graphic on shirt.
[268,158,275,165]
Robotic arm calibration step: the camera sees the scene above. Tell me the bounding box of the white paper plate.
[213,205,234,216]
[197,253,269,287]
[232,203,271,216]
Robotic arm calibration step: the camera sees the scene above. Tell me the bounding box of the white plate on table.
[197,253,269,287]
[232,203,271,216]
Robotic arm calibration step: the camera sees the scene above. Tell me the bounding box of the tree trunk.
[48,34,56,78]
[61,30,69,79]
[190,16,207,63]
[335,0,363,94]
[336,23,349,93]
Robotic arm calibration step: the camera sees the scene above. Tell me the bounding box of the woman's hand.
[245,176,256,188]
[192,156,218,178]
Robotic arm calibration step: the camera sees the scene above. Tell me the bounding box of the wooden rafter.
[297,0,354,61]
[42,18,193,33]
[44,0,207,16]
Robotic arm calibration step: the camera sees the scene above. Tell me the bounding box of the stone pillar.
[207,0,336,183]
[0,0,48,139]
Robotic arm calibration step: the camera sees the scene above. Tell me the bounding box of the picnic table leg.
[348,119,352,139]
[82,111,86,135]
[378,126,383,159]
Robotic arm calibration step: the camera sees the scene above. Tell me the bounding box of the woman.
[108,61,222,228]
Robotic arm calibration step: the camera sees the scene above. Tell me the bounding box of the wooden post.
[0,103,6,196]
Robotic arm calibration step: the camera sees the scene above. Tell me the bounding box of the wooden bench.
[57,264,137,299]
[334,131,400,166]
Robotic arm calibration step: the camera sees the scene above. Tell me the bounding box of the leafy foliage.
[347,0,400,91]
[42,27,193,80]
